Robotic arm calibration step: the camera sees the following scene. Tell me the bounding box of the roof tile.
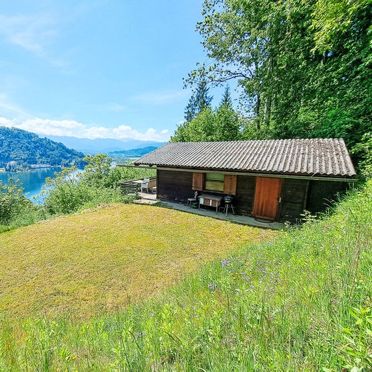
[134,139,356,178]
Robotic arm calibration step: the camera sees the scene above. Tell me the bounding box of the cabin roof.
[134,139,356,178]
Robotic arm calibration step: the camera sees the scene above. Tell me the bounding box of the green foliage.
[352,133,372,179]
[0,154,155,231]
[44,154,155,215]
[173,103,243,142]
[174,108,216,141]
[184,76,213,122]
[0,127,84,169]
[220,85,233,107]
[215,103,242,140]
[81,154,112,188]
[0,181,46,232]
[312,0,371,53]
[43,167,118,215]
[187,0,371,169]
[0,180,370,370]
[0,181,28,224]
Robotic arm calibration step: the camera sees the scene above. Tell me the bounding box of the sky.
[0,0,223,142]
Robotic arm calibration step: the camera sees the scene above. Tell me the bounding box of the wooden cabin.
[134,139,356,222]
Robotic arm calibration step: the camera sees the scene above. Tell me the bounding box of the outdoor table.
[198,194,223,212]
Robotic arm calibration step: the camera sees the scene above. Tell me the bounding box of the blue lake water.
[0,167,61,204]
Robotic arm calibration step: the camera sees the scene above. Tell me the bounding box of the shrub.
[44,155,155,215]
[43,168,124,215]
[0,180,46,232]
[0,181,28,224]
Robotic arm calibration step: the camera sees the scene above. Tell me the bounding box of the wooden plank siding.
[279,179,309,222]
[157,169,193,202]
[155,169,350,222]
[234,175,256,216]
[306,180,348,214]
[279,179,349,221]
[224,175,237,195]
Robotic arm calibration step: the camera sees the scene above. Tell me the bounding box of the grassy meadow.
[0,182,371,370]
[0,204,275,320]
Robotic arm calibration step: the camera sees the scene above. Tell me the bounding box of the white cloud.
[0,94,170,141]
[0,116,170,142]
[0,14,50,53]
[0,13,66,67]
[0,116,13,127]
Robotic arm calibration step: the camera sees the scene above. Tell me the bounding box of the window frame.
[204,172,225,193]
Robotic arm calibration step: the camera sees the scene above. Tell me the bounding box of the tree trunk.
[265,94,272,126]
[256,93,261,130]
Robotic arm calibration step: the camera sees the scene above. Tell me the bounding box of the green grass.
[0,204,275,320]
[0,183,371,370]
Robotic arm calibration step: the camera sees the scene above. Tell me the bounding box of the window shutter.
[192,173,204,191]
[224,175,237,195]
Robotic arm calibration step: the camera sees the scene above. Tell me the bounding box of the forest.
[173,0,371,175]
[0,127,84,170]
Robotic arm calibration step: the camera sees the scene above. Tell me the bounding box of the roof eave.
[136,163,357,182]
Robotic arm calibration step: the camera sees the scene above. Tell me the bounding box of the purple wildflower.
[221,259,231,268]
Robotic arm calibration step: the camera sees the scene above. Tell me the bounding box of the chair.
[187,191,199,206]
[141,179,150,193]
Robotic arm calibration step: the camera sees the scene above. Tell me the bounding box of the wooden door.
[252,177,282,220]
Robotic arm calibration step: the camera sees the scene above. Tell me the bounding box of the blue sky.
[0,0,224,142]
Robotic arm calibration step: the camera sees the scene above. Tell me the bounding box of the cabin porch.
[160,200,285,229]
[133,191,284,229]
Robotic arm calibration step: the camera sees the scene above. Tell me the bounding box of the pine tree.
[194,78,213,113]
[220,86,232,108]
[184,95,196,123]
[184,78,213,122]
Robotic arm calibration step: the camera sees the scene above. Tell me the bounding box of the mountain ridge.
[47,135,165,154]
[108,146,159,158]
[0,127,84,170]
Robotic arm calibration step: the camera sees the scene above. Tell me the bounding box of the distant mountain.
[0,127,84,170]
[108,146,159,158]
[47,136,165,154]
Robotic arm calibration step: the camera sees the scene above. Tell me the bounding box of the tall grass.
[0,182,371,370]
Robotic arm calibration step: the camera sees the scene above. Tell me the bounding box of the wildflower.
[221,259,231,268]
[208,282,218,292]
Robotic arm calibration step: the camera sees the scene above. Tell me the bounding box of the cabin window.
[205,173,224,192]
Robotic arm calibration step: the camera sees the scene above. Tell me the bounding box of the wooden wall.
[234,175,256,216]
[279,179,349,222]
[157,169,193,202]
[307,181,349,214]
[156,168,351,222]
[279,179,309,222]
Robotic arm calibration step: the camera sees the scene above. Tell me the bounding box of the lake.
[0,167,61,204]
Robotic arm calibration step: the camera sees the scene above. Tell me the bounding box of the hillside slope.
[0,183,371,370]
[108,145,159,158]
[0,127,84,169]
[0,205,275,319]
